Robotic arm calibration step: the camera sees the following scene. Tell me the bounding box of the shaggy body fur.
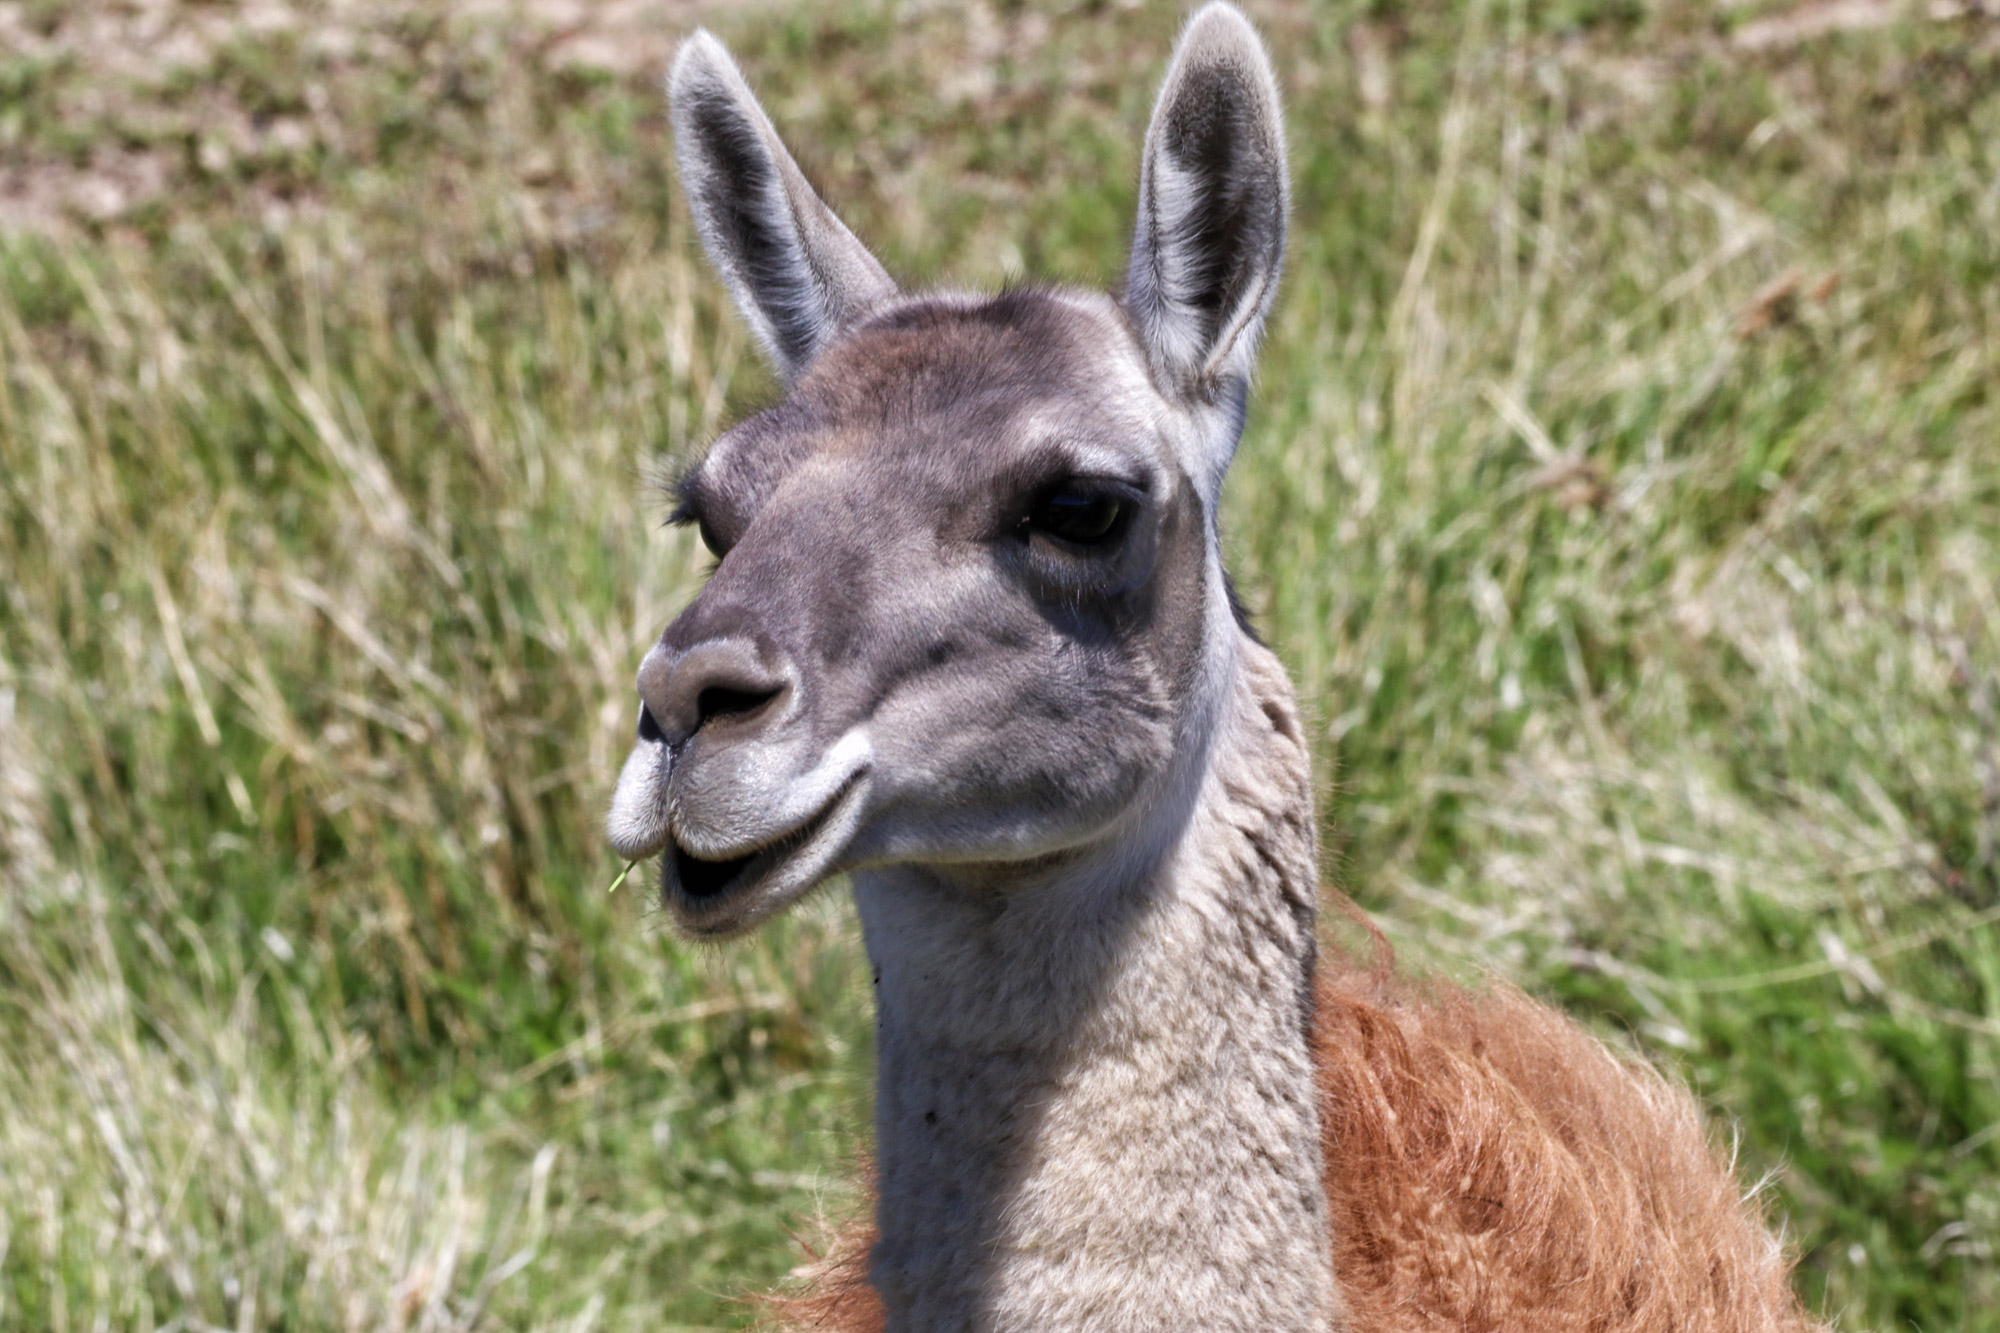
[775,971,1816,1332]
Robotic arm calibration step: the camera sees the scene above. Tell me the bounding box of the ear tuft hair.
[669,32,898,380]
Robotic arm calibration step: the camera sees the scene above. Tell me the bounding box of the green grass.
[2,0,1997,1328]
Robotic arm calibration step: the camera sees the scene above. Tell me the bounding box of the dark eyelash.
[666,476,728,559]
[666,465,706,528]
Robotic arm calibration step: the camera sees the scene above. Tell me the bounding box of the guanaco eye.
[696,519,726,559]
[1025,484,1132,548]
[670,497,728,558]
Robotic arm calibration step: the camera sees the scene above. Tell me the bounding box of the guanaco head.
[608,4,1288,937]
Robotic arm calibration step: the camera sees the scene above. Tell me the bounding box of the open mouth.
[661,770,869,934]
[673,841,757,899]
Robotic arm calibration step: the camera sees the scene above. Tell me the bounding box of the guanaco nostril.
[695,683,782,729]
[636,638,790,746]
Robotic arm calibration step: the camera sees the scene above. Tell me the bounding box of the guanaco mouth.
[672,840,758,899]
[661,770,870,934]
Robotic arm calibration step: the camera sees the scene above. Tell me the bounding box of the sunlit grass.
[2,0,1997,1328]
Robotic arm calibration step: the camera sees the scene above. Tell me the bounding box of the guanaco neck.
[850,636,1337,1332]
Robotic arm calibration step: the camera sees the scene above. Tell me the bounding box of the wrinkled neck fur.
[850,635,1336,1332]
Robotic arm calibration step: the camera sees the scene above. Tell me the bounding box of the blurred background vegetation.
[1,0,1996,1328]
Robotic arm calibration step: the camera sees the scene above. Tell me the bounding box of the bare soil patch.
[0,0,762,232]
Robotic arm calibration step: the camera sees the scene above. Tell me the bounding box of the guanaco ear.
[669,32,899,380]
[1126,3,1288,422]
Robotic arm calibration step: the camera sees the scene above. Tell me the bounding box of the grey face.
[612,293,1209,933]
[609,12,1288,937]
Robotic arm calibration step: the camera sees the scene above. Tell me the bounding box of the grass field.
[2,0,1997,1328]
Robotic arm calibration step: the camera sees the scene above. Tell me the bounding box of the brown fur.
[758,918,1817,1332]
